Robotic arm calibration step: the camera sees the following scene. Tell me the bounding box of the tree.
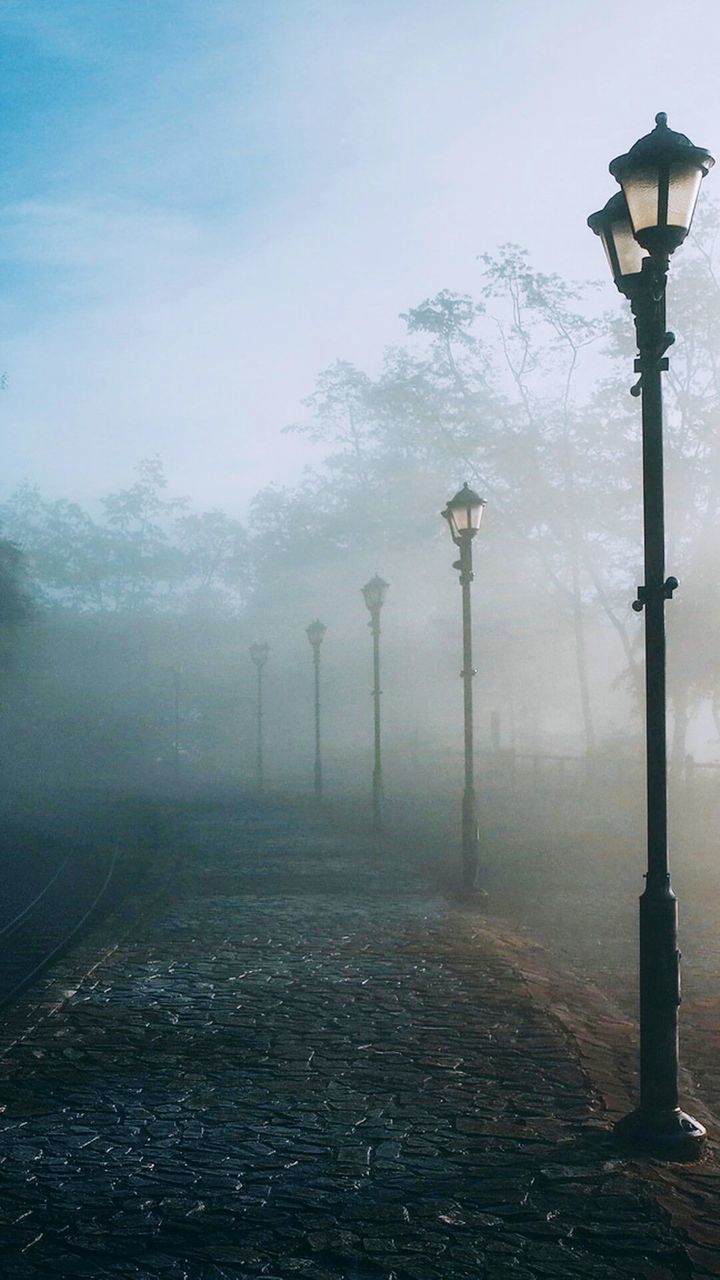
[176,509,251,611]
[99,456,188,611]
[1,458,254,616]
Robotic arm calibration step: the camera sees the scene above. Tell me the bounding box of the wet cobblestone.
[0,803,712,1277]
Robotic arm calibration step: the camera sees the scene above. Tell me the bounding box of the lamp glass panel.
[449,503,471,532]
[446,509,460,539]
[598,228,616,279]
[610,215,648,276]
[667,162,703,231]
[450,502,483,532]
[622,166,660,233]
[441,508,457,540]
[363,579,387,609]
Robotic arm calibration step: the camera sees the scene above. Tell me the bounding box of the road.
[0,798,717,1278]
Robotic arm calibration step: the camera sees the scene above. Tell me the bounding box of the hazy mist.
[0,0,719,871]
[1,0,719,509]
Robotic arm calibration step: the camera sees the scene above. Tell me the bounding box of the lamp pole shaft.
[370,610,383,831]
[256,665,264,794]
[459,536,480,890]
[634,264,681,1116]
[313,646,322,801]
[173,671,181,791]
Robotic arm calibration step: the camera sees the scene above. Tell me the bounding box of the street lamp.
[172,669,182,791]
[362,574,389,831]
[306,620,327,801]
[441,482,486,892]
[588,113,714,1160]
[587,190,649,298]
[249,641,270,793]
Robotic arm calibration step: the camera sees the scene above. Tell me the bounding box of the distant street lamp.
[442,483,486,892]
[362,575,389,831]
[306,620,327,801]
[172,669,181,791]
[249,642,270,793]
[588,113,714,1159]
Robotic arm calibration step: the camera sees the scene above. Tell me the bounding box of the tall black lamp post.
[362,575,389,831]
[441,483,486,892]
[588,113,714,1159]
[249,641,270,793]
[306,620,327,801]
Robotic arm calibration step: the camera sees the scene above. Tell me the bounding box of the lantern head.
[441,482,486,543]
[609,113,714,258]
[249,641,270,669]
[306,619,327,650]
[588,189,649,296]
[362,574,389,612]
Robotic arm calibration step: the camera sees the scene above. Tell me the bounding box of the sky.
[2,0,720,514]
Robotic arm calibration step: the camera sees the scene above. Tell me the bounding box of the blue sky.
[0,2,288,304]
[2,0,720,510]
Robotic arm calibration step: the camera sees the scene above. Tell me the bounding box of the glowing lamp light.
[609,113,714,258]
[587,190,649,296]
[441,482,486,542]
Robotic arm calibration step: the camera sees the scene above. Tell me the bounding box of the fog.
[3,1,720,1114]
[2,0,720,508]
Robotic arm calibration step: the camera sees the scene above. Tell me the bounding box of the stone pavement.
[0,800,718,1279]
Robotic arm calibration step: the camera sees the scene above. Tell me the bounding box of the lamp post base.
[450,885,488,905]
[461,788,482,893]
[615,1106,706,1161]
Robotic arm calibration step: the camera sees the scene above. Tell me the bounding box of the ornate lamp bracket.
[630,333,674,396]
[453,558,475,585]
[632,576,679,612]
[629,256,674,395]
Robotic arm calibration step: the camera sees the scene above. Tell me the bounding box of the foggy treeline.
[2,203,720,805]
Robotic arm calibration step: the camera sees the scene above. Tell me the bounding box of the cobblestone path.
[0,802,716,1278]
